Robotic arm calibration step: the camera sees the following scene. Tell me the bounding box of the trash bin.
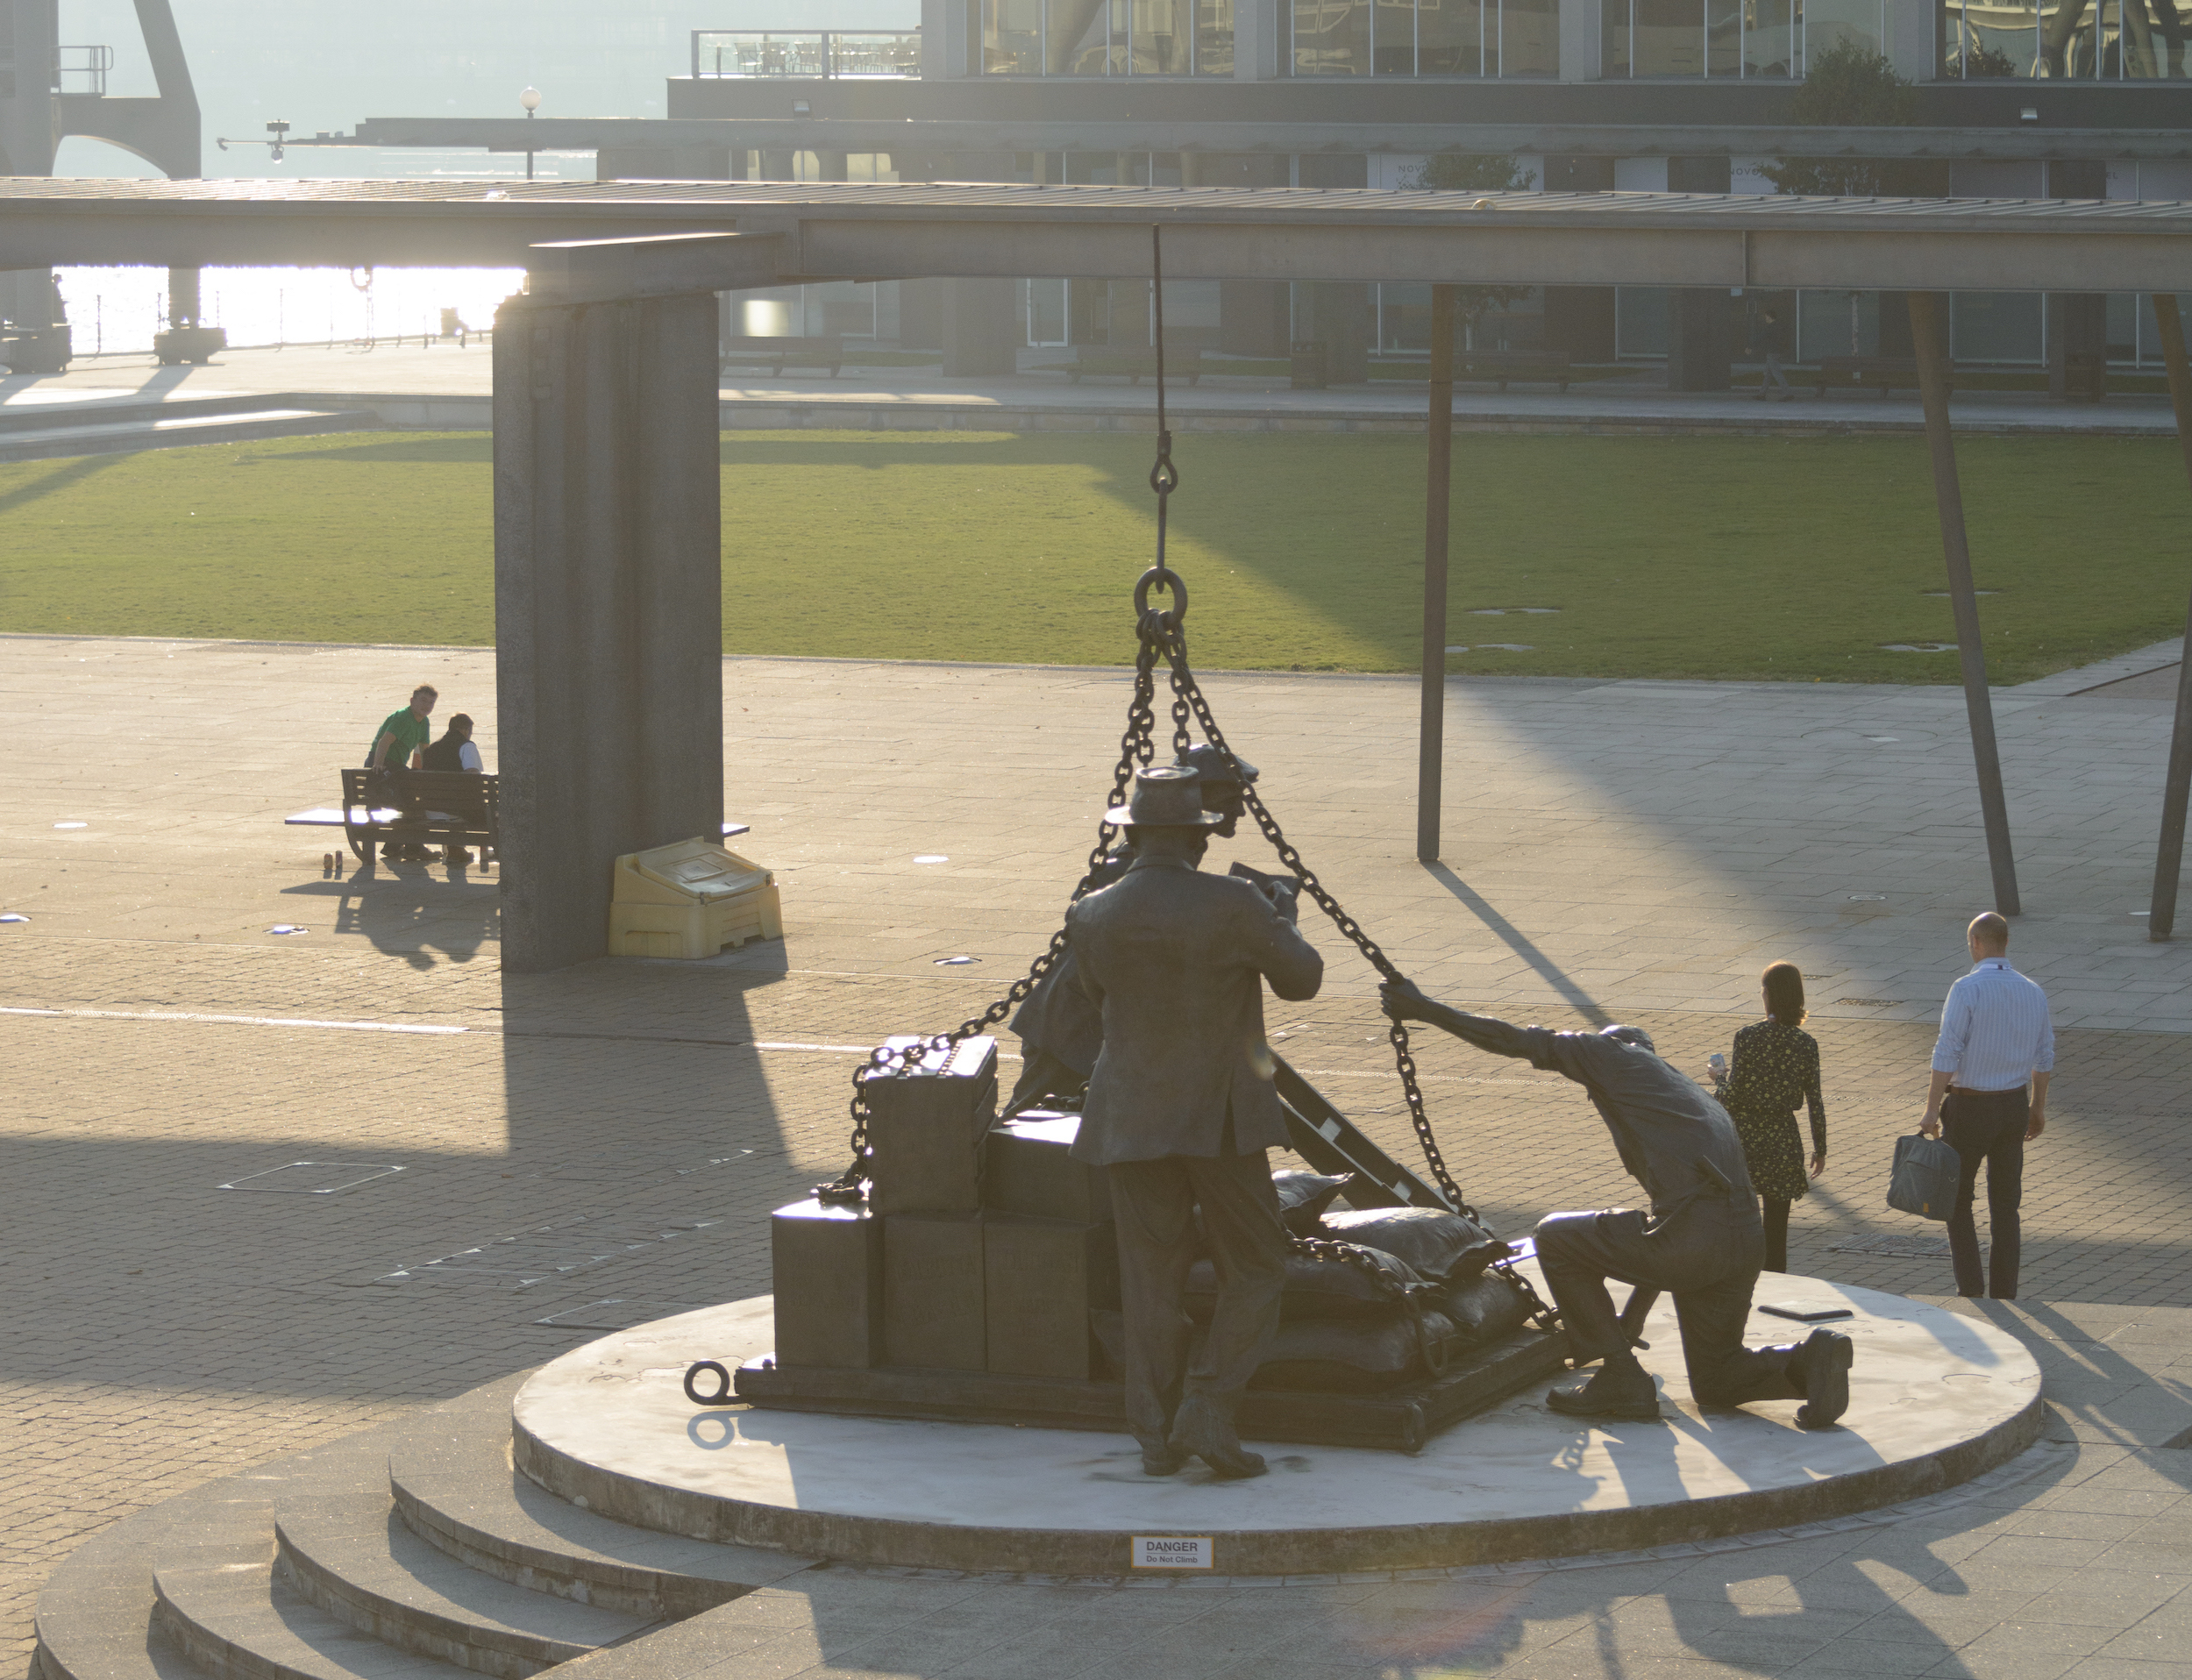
[608,836,783,959]
[1290,339,1327,390]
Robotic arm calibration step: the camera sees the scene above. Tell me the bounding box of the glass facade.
[980,0,1231,73]
[1602,0,1876,74]
[1291,0,1557,75]
[691,31,922,76]
[1942,0,2191,77]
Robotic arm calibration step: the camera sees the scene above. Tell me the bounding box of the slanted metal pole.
[2146,294,2192,939]
[1909,291,2021,916]
[1419,283,1455,864]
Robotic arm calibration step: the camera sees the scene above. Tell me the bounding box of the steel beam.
[1418,283,1455,865]
[1909,291,2021,917]
[9,183,2192,295]
[338,116,2192,165]
[2146,293,2192,940]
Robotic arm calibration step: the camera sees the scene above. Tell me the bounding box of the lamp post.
[520,86,541,181]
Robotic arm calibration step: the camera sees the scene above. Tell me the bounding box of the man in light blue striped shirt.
[1920,912,2053,1299]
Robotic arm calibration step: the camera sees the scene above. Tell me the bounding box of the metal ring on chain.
[1133,566,1188,626]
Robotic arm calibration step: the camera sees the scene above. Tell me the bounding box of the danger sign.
[1132,1535,1213,1570]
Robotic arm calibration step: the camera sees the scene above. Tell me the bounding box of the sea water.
[50,265,530,358]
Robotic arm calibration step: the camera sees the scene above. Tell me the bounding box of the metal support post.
[2146,293,2192,938]
[1418,283,1455,864]
[492,287,726,971]
[1908,291,2021,916]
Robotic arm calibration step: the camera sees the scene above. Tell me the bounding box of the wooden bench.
[285,770,502,866]
[1455,349,1574,392]
[719,335,843,378]
[1064,346,1208,387]
[1811,356,1955,397]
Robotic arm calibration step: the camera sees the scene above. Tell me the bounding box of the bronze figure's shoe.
[1142,1446,1185,1476]
[1168,1396,1267,1479]
[1546,1358,1660,1421]
[1794,1328,1854,1429]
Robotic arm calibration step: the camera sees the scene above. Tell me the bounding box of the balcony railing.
[690,30,922,78]
[54,45,114,96]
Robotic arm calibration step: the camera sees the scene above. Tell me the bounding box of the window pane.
[1500,0,1561,70]
[1135,0,1192,69]
[2116,0,2192,75]
[1420,0,1485,69]
[1707,0,1741,69]
[1295,0,1373,70]
[1745,0,1796,72]
[1634,0,1704,72]
[1795,289,1878,359]
[1603,0,1632,73]
[2039,0,2099,72]
[986,0,1043,71]
[1374,0,1416,71]
[1049,0,1112,69]
[1951,292,2042,363]
[1196,0,1236,71]
[1802,0,1882,66]
[1943,0,2038,75]
[1616,288,1669,356]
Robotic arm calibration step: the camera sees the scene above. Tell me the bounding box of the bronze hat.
[1178,743,1259,787]
[1106,765,1227,828]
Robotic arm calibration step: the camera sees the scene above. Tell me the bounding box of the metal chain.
[1145,624,1470,1215]
[1143,624,1562,1335]
[815,637,1167,1205]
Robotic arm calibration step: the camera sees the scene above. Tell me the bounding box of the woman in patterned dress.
[1712,961,1828,1273]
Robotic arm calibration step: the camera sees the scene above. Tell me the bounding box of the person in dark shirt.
[419,715,486,865]
[1382,981,1854,1428]
[1711,961,1827,1274]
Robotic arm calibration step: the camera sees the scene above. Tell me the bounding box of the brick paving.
[3,634,2190,1678]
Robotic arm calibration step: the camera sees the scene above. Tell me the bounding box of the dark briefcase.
[1886,1132,1961,1221]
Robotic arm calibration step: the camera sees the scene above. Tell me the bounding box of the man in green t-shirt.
[367,686,438,861]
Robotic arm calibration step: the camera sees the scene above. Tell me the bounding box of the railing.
[690,30,922,78]
[54,45,114,96]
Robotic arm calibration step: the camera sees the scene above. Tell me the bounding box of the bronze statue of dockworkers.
[1005,744,1259,1117]
[1068,764,1320,1477]
[1381,983,1854,1429]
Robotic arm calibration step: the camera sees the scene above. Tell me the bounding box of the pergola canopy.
[4,177,2190,294]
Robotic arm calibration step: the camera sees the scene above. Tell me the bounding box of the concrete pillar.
[1557,0,1599,80]
[1667,291,1732,390]
[1888,0,1937,82]
[943,278,1020,375]
[1235,0,1285,78]
[2047,293,2108,400]
[1300,282,1372,383]
[169,267,201,327]
[492,289,725,972]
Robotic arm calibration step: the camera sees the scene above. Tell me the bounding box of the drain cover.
[1833,997,1903,1007]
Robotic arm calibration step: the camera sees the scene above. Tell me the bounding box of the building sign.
[1132,1534,1213,1570]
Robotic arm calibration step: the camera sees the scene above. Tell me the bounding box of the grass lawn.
[3,427,2185,683]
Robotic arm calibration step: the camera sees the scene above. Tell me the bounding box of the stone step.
[387,1377,813,1619]
[153,1556,463,1680]
[275,1496,656,1678]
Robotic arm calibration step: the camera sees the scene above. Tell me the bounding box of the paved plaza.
[4,632,2191,1678]
[5,342,2185,440]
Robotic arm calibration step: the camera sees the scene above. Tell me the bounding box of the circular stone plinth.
[513,1273,2041,1578]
